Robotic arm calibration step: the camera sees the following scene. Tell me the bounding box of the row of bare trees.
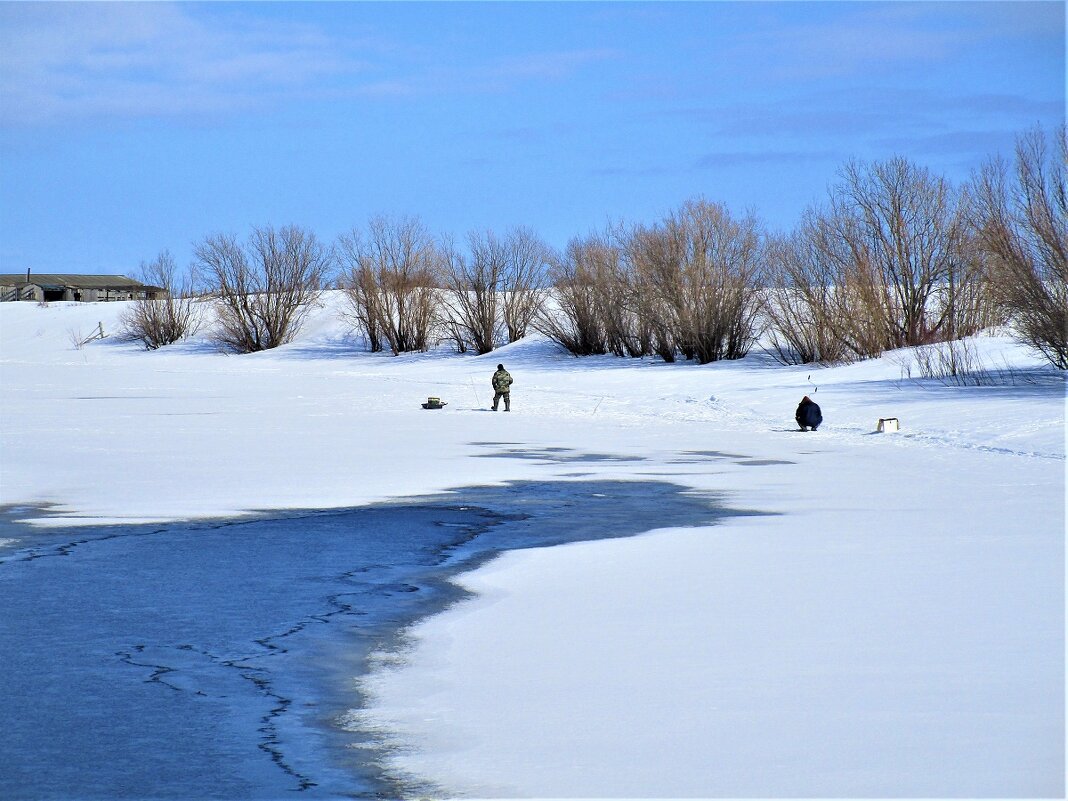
[118,126,1065,369]
[765,127,1065,368]
[120,227,332,352]
[121,219,549,355]
[338,218,547,355]
[533,127,1065,368]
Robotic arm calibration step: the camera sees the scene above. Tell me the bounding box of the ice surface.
[0,481,741,798]
[1,297,1063,798]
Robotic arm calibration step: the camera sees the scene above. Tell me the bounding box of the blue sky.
[0,1,1063,275]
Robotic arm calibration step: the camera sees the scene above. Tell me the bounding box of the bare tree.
[645,199,765,364]
[535,237,608,356]
[974,126,1067,368]
[815,158,987,356]
[942,223,1004,341]
[340,259,386,352]
[763,225,848,364]
[339,216,442,355]
[119,250,202,350]
[195,225,330,353]
[578,231,641,358]
[626,224,680,361]
[440,230,506,355]
[500,226,550,342]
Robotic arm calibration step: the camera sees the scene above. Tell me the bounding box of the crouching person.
[795,395,822,431]
[491,363,513,411]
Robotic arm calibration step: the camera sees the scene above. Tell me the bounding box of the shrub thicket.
[339,216,442,355]
[537,200,764,363]
[119,250,202,350]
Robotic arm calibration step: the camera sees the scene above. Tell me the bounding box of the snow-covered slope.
[1,296,1063,797]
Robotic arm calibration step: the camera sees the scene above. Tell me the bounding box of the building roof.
[0,274,149,290]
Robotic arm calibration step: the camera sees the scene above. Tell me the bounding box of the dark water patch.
[0,503,62,540]
[680,450,747,460]
[473,445,645,464]
[637,471,719,477]
[669,452,795,468]
[0,481,765,799]
[71,395,168,400]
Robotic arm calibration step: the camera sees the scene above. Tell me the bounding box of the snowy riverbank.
[1,296,1064,797]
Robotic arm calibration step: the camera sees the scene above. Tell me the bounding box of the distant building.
[0,273,165,303]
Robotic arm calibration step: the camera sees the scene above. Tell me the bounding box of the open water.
[0,478,756,799]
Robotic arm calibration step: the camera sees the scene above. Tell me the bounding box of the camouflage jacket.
[492,369,513,392]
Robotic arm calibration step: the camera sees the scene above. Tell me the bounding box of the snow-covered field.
[1,295,1064,798]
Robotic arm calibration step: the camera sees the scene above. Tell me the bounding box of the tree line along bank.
[120,125,1066,372]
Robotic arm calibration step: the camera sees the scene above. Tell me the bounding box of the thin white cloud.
[0,3,368,125]
[366,47,620,98]
[0,4,621,126]
[694,149,843,169]
[492,49,619,82]
[716,3,1022,83]
[660,86,1060,141]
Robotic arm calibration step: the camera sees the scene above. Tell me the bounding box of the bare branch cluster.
[436,227,549,354]
[501,226,550,343]
[537,200,764,363]
[339,216,442,355]
[974,126,1067,369]
[763,223,849,365]
[647,199,764,363]
[535,235,611,357]
[764,157,998,364]
[440,231,504,354]
[118,250,203,350]
[194,225,330,353]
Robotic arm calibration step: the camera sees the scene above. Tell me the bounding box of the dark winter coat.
[795,396,822,430]
[492,368,513,394]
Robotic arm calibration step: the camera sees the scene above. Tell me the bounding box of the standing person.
[491,363,513,411]
[795,395,822,431]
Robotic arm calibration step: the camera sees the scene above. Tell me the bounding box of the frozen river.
[0,478,753,799]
